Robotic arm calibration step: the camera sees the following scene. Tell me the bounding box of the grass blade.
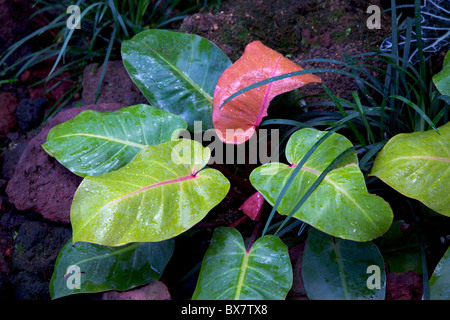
[273,145,358,236]
[261,126,345,237]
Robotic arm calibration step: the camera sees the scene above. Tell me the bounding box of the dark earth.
[0,0,431,300]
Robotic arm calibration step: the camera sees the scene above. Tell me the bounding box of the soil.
[0,0,441,301]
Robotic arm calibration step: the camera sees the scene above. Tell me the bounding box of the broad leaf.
[212,41,321,144]
[50,238,174,299]
[192,227,292,300]
[71,139,230,246]
[122,29,232,131]
[302,228,386,300]
[42,104,187,177]
[429,247,450,300]
[370,122,450,216]
[250,128,393,241]
[432,51,450,96]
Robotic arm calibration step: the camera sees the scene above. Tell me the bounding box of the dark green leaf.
[50,238,174,299]
[192,227,292,300]
[43,104,187,177]
[302,228,386,300]
[122,29,232,130]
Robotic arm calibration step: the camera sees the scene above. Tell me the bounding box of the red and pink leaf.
[239,191,265,221]
[212,41,321,144]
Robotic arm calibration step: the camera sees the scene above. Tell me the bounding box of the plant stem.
[246,222,262,252]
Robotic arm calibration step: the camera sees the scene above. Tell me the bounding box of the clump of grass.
[0,0,219,121]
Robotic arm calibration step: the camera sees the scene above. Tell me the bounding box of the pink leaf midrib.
[254,56,282,127]
[114,173,196,203]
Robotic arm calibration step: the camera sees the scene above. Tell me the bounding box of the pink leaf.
[213,41,321,144]
[239,192,265,221]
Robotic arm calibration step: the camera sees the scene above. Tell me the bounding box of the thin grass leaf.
[390,95,439,134]
[260,119,309,128]
[322,84,366,145]
[47,2,104,79]
[358,141,387,172]
[108,0,129,38]
[261,126,345,237]
[352,91,375,144]
[94,24,117,104]
[218,68,381,110]
[273,146,358,236]
[0,18,67,69]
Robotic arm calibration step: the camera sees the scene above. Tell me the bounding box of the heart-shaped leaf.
[430,247,450,300]
[192,227,292,300]
[71,139,230,246]
[302,228,386,300]
[212,41,321,144]
[50,238,174,299]
[42,104,187,177]
[122,29,232,131]
[370,122,450,216]
[432,50,450,96]
[250,128,393,241]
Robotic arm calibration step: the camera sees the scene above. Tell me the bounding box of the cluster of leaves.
[0,0,219,119]
[44,24,449,300]
[39,0,449,300]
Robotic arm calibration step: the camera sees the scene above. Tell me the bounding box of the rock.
[6,103,125,223]
[1,132,29,180]
[386,271,423,300]
[82,61,148,106]
[0,92,18,137]
[12,271,50,300]
[8,219,71,300]
[12,220,71,275]
[101,281,171,300]
[15,97,48,132]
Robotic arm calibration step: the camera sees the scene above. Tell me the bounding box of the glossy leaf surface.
[122,29,232,130]
[432,50,450,96]
[71,139,230,246]
[429,247,450,300]
[212,41,321,144]
[43,104,186,177]
[370,122,450,216]
[239,192,265,221]
[50,238,174,299]
[192,227,292,300]
[250,128,393,241]
[302,228,386,300]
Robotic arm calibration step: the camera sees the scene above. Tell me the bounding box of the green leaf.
[429,247,450,300]
[302,228,386,300]
[370,122,450,216]
[432,51,450,96]
[71,139,230,246]
[250,128,393,241]
[192,227,292,300]
[121,29,232,131]
[42,104,187,177]
[50,238,174,299]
